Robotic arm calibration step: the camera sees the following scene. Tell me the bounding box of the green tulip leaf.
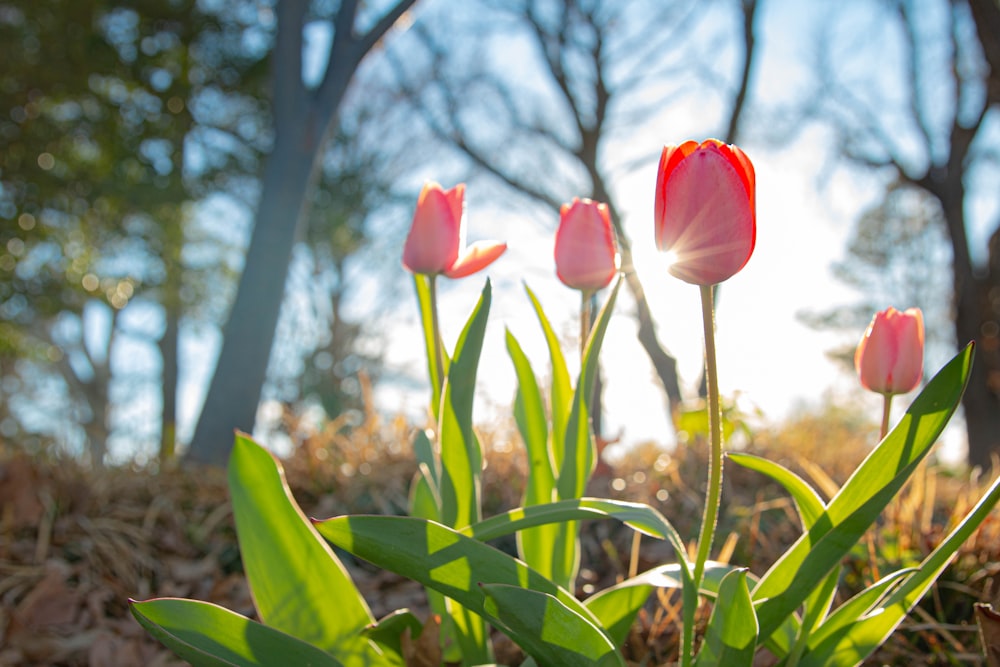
[524,283,572,468]
[314,515,599,632]
[693,569,757,666]
[438,279,490,530]
[462,497,682,546]
[228,435,388,665]
[129,598,345,667]
[727,451,837,644]
[799,473,1000,666]
[727,452,826,529]
[752,344,974,641]
[506,329,559,581]
[480,584,625,667]
[801,568,914,652]
[583,561,727,649]
[557,277,622,501]
[362,609,423,658]
[434,279,493,663]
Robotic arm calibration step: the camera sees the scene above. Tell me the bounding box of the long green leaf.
[506,329,558,581]
[523,283,579,591]
[524,283,571,468]
[800,472,1000,666]
[481,584,625,667]
[461,498,680,544]
[583,562,727,649]
[438,279,490,530]
[694,569,757,666]
[803,568,914,651]
[129,598,344,667]
[727,453,826,529]
[228,435,385,665]
[557,277,622,502]
[435,280,493,664]
[727,452,837,646]
[752,344,974,641]
[551,280,622,592]
[314,515,599,628]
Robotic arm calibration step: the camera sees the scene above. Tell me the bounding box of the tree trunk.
[186,130,320,465]
[938,184,1000,469]
[185,0,416,466]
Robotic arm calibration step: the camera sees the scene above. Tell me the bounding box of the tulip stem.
[880,394,893,440]
[428,275,446,403]
[580,290,593,361]
[684,284,724,666]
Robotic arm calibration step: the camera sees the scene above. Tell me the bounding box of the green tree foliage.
[0,0,267,462]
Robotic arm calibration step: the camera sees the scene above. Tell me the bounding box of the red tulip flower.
[402,182,506,278]
[554,198,619,292]
[654,139,756,285]
[855,307,924,396]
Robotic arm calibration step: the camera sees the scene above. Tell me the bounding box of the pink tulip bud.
[654,139,756,285]
[855,307,925,395]
[554,198,619,292]
[402,182,506,278]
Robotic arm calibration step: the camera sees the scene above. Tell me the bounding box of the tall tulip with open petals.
[402,182,506,278]
[655,140,755,663]
[554,198,619,292]
[654,139,755,285]
[855,307,925,396]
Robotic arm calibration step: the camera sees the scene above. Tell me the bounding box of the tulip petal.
[444,240,507,279]
[656,147,755,285]
[855,307,924,395]
[402,183,462,275]
[655,141,699,230]
[555,199,618,292]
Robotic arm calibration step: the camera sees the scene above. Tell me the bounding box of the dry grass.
[0,395,997,666]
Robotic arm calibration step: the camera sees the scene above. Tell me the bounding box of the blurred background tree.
[799,0,1000,468]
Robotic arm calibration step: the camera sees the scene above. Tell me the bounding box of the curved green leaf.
[800,472,1000,666]
[583,561,723,649]
[362,609,423,658]
[803,568,914,651]
[481,584,625,667]
[314,515,598,628]
[438,279,490,530]
[524,283,571,467]
[461,498,681,544]
[228,435,384,665]
[727,451,837,647]
[752,344,974,641]
[694,569,757,666]
[726,453,826,529]
[557,277,622,501]
[506,329,559,581]
[435,280,494,663]
[129,598,344,667]
[583,562,800,656]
